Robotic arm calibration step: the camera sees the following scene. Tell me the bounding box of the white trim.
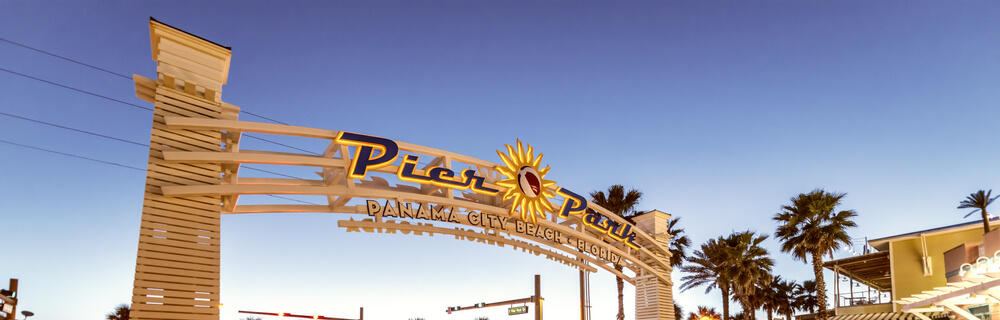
[899,275,1000,312]
[940,303,979,320]
[906,311,933,320]
[890,242,898,312]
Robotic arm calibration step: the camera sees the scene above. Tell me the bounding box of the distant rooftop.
[868,217,999,251]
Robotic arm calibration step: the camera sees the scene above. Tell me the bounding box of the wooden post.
[579,270,586,320]
[130,18,234,320]
[834,269,840,308]
[359,307,363,320]
[4,279,17,320]
[849,278,854,305]
[535,274,542,320]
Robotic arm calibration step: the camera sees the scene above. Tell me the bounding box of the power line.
[1,37,291,126]
[0,67,152,111]
[0,111,147,147]
[1,111,315,177]
[0,111,318,181]
[241,166,309,180]
[0,139,145,171]
[2,47,326,203]
[0,139,323,205]
[0,67,315,154]
[0,42,323,205]
[242,134,318,155]
[242,111,290,125]
[261,195,323,205]
[0,36,133,80]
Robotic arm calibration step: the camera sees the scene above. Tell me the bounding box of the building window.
[968,304,990,320]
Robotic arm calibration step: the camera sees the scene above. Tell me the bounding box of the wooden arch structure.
[130,19,674,320]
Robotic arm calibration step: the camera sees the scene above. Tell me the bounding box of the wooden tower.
[130,18,235,320]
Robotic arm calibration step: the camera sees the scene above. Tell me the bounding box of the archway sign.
[130,19,674,320]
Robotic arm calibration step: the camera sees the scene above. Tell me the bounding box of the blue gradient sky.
[2,1,999,320]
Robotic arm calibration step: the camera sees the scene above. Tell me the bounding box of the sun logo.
[495,140,557,224]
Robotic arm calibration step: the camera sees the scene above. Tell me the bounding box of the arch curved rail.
[160,116,673,285]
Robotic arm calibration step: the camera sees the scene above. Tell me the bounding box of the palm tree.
[774,189,857,320]
[959,190,999,234]
[106,304,130,320]
[680,238,733,320]
[771,277,799,320]
[723,231,774,320]
[794,280,818,314]
[749,276,793,320]
[755,280,778,320]
[688,306,723,320]
[590,184,643,320]
[668,217,692,267]
[676,303,685,320]
[746,289,766,320]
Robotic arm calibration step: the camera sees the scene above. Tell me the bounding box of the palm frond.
[959,190,991,209]
[964,209,980,218]
[589,184,643,320]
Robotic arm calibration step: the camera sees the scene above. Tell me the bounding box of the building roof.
[824,251,892,292]
[869,217,999,251]
[149,17,231,50]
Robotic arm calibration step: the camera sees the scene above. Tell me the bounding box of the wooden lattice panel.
[635,275,673,320]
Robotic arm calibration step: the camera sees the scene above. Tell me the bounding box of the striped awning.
[831,312,950,320]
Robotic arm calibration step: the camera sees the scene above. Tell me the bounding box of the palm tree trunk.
[721,284,731,320]
[787,297,794,320]
[616,265,625,320]
[766,307,773,320]
[982,209,991,234]
[739,297,753,320]
[812,252,828,320]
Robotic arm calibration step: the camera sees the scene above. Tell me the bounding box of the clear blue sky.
[1,1,999,320]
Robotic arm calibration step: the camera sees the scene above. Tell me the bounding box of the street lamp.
[20,311,33,320]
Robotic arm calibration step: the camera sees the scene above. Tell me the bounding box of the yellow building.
[823,219,1000,320]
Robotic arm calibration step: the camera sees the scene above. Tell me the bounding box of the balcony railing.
[837,291,888,307]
